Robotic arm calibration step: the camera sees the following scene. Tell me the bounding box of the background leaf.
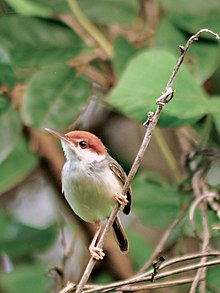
[0,263,49,293]
[0,137,38,194]
[22,64,89,130]
[113,36,137,78]
[0,15,82,73]
[108,49,219,127]
[78,0,138,26]
[0,98,22,163]
[3,0,50,17]
[153,18,219,84]
[132,172,180,228]
[0,213,56,259]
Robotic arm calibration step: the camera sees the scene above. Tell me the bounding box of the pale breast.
[62,160,123,223]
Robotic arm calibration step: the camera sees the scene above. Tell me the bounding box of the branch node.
[179,45,185,53]
[143,111,154,127]
[156,87,175,106]
[151,256,165,282]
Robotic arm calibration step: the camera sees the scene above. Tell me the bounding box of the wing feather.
[108,156,132,215]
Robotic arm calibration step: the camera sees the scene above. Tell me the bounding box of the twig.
[190,175,211,293]
[82,254,220,292]
[189,192,217,235]
[116,277,198,291]
[65,28,220,293]
[60,282,76,293]
[119,259,220,292]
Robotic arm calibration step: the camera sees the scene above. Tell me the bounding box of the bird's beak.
[45,128,70,143]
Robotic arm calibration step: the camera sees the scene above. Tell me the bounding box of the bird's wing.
[108,157,132,215]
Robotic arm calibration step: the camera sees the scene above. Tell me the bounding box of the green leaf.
[207,265,220,292]
[0,15,81,71]
[156,0,220,15]
[0,213,56,258]
[108,49,219,127]
[155,0,220,35]
[213,97,220,133]
[113,36,137,78]
[0,63,16,89]
[22,64,89,130]
[132,172,180,228]
[5,0,70,15]
[1,263,49,293]
[0,137,38,194]
[4,0,50,17]
[78,0,138,26]
[153,18,219,84]
[0,98,22,163]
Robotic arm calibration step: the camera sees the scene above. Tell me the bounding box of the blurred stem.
[154,128,180,182]
[67,0,112,58]
[198,115,212,149]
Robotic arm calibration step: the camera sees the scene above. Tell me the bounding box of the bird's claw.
[114,192,128,205]
[89,245,105,260]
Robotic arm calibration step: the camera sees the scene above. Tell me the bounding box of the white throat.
[61,140,105,163]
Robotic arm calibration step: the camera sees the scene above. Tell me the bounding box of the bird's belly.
[62,169,122,223]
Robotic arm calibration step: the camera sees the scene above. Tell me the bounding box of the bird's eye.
[79,140,87,149]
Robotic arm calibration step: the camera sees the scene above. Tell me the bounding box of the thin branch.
[116,277,197,291]
[82,252,220,292]
[165,28,219,90]
[190,175,211,293]
[65,28,220,293]
[189,192,217,235]
[118,259,220,292]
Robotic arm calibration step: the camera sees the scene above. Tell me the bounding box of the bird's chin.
[61,141,77,161]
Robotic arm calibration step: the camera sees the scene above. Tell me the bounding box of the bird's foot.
[114,192,128,205]
[89,245,105,260]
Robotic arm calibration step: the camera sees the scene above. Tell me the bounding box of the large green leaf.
[153,18,219,84]
[0,97,22,163]
[22,64,89,130]
[108,49,220,127]
[0,137,38,194]
[132,172,180,228]
[0,15,81,71]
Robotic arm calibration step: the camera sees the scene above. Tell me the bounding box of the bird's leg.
[89,223,105,260]
[114,192,128,205]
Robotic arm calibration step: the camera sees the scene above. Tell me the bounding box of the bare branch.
[189,192,217,235]
[82,252,220,292]
[64,28,220,293]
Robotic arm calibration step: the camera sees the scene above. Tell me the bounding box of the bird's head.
[45,128,107,163]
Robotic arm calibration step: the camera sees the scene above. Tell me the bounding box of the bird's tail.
[112,216,129,253]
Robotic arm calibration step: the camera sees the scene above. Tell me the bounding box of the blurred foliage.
[0,0,220,292]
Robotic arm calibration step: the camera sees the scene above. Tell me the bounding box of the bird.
[45,128,132,260]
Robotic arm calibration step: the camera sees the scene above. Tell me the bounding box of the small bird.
[45,128,131,260]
